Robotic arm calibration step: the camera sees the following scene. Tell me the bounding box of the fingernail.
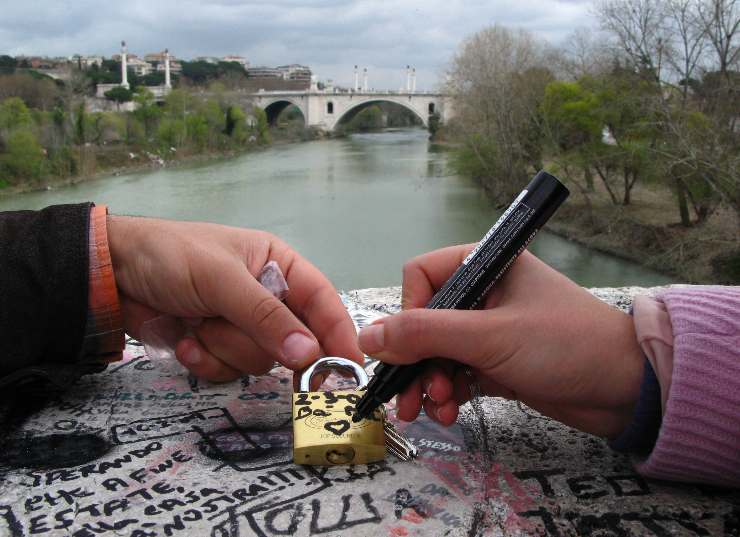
[358,324,384,354]
[183,347,201,365]
[424,380,436,402]
[282,332,317,368]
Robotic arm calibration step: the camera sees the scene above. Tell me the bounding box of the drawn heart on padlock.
[324,420,351,436]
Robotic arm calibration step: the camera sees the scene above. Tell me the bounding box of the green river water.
[0,129,672,290]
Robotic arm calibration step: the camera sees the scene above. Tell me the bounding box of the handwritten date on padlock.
[294,391,382,437]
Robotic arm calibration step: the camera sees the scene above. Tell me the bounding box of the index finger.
[401,243,476,309]
[273,246,363,364]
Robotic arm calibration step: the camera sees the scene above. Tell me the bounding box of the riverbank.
[0,131,325,198]
[440,138,737,284]
[545,182,739,284]
[0,144,258,197]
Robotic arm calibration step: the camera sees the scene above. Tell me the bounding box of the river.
[0,129,672,290]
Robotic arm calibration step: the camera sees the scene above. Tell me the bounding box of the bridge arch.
[262,98,306,126]
[331,98,427,132]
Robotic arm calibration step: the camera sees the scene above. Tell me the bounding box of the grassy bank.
[0,88,274,196]
[0,142,265,197]
[543,180,739,284]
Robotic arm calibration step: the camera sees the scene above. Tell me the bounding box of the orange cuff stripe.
[86,204,125,362]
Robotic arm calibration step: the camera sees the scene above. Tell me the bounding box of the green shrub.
[157,118,187,149]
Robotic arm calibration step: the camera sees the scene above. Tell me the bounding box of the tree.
[596,0,740,222]
[97,113,126,143]
[139,71,166,87]
[133,89,161,138]
[252,106,271,144]
[47,145,78,178]
[75,102,87,145]
[595,0,669,79]
[126,115,146,146]
[0,55,16,74]
[51,106,68,147]
[180,61,219,84]
[104,86,133,107]
[163,89,192,119]
[541,80,603,194]
[180,60,246,85]
[664,0,707,102]
[0,129,44,183]
[201,98,225,136]
[0,97,33,135]
[345,105,384,131]
[447,25,551,202]
[157,118,187,148]
[587,69,659,205]
[697,0,740,81]
[226,105,247,143]
[87,60,140,88]
[0,73,59,110]
[427,111,442,138]
[560,28,613,80]
[186,114,209,149]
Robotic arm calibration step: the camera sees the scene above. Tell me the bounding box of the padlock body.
[292,389,385,465]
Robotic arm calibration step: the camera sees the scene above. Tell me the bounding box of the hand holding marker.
[354,170,570,421]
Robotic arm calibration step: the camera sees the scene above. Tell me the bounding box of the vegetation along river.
[0,129,672,290]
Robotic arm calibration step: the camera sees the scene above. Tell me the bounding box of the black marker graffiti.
[0,433,111,471]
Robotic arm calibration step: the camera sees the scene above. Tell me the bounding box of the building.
[155,60,181,74]
[222,55,248,67]
[127,57,152,76]
[245,64,312,90]
[276,64,312,82]
[22,56,56,69]
[246,66,282,79]
[144,51,176,65]
[75,55,103,69]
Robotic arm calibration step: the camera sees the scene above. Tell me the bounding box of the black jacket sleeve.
[0,203,104,395]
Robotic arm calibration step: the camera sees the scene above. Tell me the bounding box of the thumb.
[208,263,320,370]
[358,308,506,369]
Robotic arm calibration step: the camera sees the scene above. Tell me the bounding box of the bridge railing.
[253,89,444,96]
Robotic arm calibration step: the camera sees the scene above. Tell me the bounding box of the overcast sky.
[0,0,596,89]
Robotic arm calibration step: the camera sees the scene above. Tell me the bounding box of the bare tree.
[447,25,551,200]
[664,0,707,100]
[697,0,740,79]
[595,0,669,78]
[560,27,614,79]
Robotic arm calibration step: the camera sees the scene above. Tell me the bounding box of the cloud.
[0,0,595,89]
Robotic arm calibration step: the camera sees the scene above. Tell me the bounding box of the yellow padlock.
[293,357,386,465]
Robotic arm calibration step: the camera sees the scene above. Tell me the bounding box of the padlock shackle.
[299,357,369,392]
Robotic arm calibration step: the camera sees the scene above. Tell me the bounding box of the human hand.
[358,246,644,438]
[108,216,361,381]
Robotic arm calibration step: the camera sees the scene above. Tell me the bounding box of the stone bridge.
[251,90,453,132]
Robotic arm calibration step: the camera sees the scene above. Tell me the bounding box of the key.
[384,420,418,461]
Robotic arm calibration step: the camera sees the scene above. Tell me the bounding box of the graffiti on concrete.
[0,288,738,536]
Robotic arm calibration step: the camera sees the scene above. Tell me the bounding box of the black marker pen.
[354,170,569,421]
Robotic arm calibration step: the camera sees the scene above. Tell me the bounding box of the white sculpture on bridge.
[120,41,129,89]
[164,48,172,89]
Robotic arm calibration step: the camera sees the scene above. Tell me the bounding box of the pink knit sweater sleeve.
[635,286,740,487]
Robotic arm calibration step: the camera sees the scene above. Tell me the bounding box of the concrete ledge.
[0,286,736,536]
